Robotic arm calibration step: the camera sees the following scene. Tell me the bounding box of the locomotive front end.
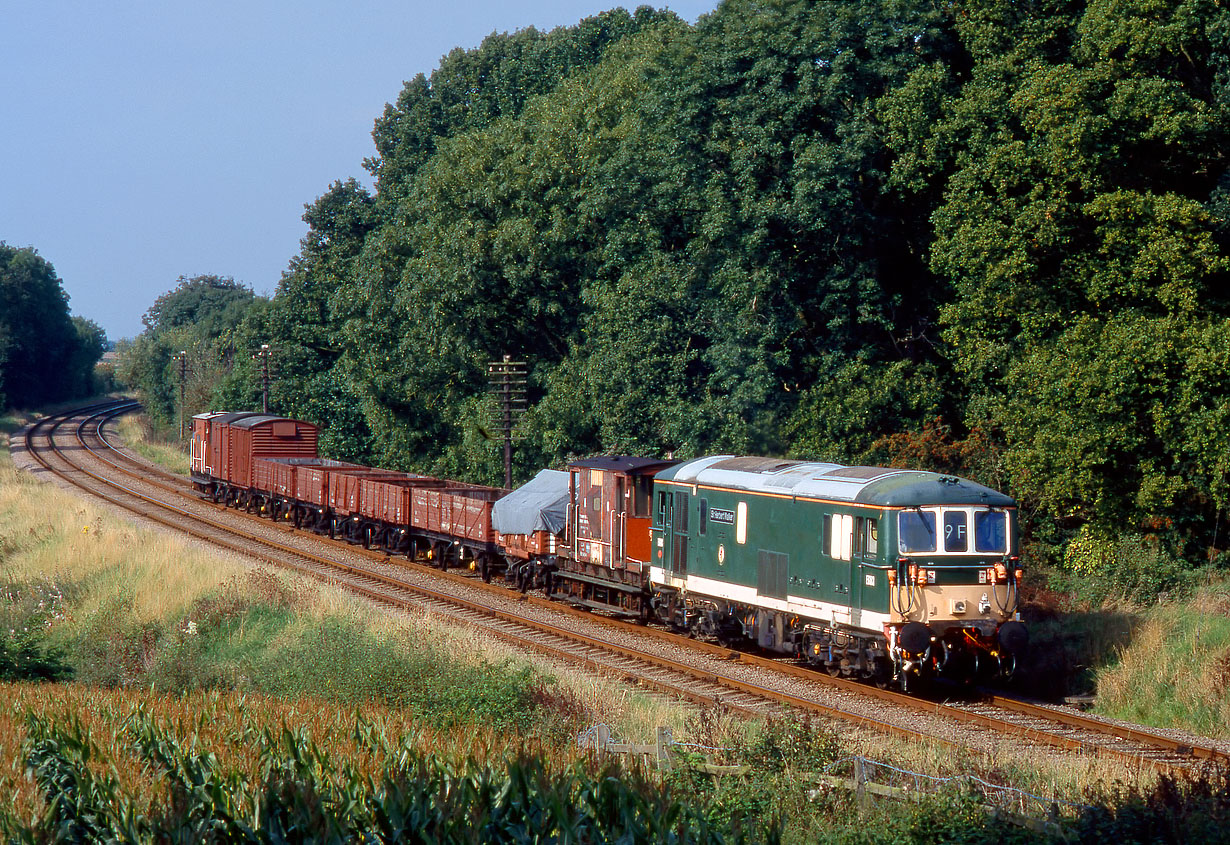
[886,487,1027,688]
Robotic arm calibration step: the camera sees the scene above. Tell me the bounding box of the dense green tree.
[67,317,108,398]
[0,244,103,408]
[336,9,688,476]
[366,7,683,201]
[917,0,1230,548]
[141,275,257,338]
[668,0,969,459]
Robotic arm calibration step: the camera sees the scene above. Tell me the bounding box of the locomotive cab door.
[662,490,689,577]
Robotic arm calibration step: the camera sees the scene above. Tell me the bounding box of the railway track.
[18,400,1230,774]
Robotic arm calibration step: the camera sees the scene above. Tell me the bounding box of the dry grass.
[0,454,249,626]
[845,727,1160,813]
[1093,582,1230,739]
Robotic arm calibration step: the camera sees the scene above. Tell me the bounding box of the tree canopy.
[122,0,1230,569]
[0,244,105,408]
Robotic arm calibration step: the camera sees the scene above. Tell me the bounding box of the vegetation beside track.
[114,412,190,475]
[6,410,1230,841]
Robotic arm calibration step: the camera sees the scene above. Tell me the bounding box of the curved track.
[19,401,1230,773]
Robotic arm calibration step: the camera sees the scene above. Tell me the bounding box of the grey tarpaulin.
[492,469,570,535]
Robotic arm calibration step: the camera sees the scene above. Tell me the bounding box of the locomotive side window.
[736,502,748,544]
[865,519,878,557]
[975,510,1007,552]
[828,513,853,561]
[899,510,936,553]
[943,511,968,552]
[699,499,709,536]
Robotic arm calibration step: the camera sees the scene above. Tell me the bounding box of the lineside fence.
[577,724,1087,840]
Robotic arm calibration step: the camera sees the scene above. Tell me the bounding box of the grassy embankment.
[0,406,1224,841]
[114,411,191,475]
[1018,562,1230,739]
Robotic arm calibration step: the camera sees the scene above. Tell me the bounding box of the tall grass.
[114,412,190,475]
[1093,583,1230,738]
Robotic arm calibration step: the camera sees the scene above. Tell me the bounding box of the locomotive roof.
[657,455,1016,508]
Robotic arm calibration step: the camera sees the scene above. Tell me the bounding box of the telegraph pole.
[488,355,527,489]
[172,350,188,440]
[252,344,272,413]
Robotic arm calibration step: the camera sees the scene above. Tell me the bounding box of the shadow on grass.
[1009,595,1143,700]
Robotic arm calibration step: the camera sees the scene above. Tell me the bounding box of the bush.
[1056,530,1196,607]
[0,579,73,682]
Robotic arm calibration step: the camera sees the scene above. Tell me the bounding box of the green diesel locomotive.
[646,456,1027,689]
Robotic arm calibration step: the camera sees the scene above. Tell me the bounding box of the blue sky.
[1,1,718,342]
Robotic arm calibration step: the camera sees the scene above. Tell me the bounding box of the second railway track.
[17,400,1230,774]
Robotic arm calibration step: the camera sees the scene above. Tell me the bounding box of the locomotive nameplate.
[709,508,735,525]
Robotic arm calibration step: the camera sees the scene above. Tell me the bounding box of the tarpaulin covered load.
[492,469,569,536]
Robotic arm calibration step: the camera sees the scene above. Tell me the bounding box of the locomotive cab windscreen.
[898,507,1009,555]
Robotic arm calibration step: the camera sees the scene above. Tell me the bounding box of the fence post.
[595,724,611,756]
[853,756,869,812]
[656,726,674,771]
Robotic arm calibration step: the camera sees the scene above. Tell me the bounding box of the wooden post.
[854,756,869,812]
[656,725,673,771]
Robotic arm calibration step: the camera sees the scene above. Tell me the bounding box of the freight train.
[190,411,1027,690]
